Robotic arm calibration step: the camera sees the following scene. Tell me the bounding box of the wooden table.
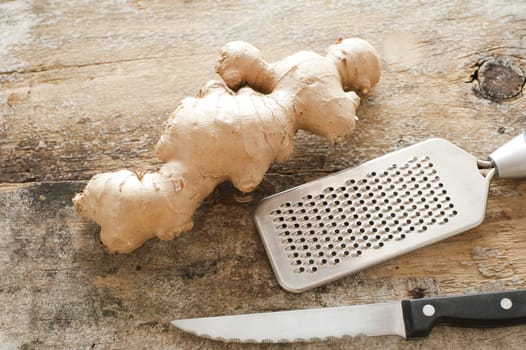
[1,1,526,348]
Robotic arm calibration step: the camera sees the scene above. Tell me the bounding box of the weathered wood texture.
[1,0,526,349]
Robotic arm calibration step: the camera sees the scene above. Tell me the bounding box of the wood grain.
[1,0,526,349]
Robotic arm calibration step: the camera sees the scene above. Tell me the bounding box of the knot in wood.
[409,287,427,299]
[472,57,525,102]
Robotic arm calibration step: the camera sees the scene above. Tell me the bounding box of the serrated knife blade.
[173,302,404,342]
[172,290,526,343]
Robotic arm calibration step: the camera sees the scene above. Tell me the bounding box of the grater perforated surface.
[269,156,457,273]
[255,139,494,292]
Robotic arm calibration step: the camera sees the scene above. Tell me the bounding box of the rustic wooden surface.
[1,0,526,349]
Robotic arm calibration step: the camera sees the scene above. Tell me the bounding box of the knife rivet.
[422,304,435,317]
[500,298,513,310]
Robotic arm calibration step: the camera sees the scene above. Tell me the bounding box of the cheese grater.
[254,134,526,292]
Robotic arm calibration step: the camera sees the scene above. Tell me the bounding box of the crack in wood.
[0,56,164,76]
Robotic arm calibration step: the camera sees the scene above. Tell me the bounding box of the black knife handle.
[401,289,526,338]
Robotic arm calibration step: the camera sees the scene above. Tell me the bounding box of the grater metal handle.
[488,133,526,178]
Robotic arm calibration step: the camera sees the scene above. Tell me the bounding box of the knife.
[172,289,526,343]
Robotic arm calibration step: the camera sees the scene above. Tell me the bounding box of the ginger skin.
[73,38,381,254]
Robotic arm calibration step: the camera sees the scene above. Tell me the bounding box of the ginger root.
[73,38,381,253]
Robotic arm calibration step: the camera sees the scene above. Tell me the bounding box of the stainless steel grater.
[255,134,526,292]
